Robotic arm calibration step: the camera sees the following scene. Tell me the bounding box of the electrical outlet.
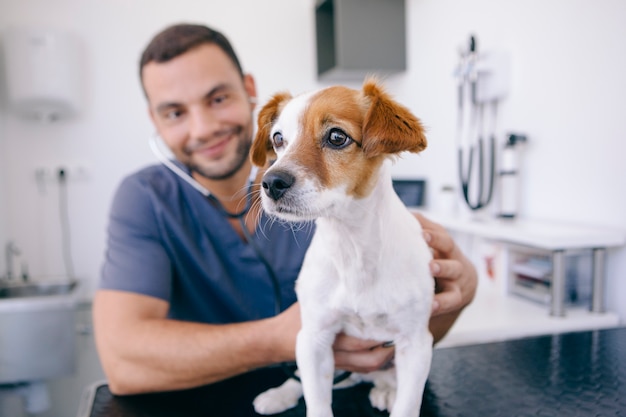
[34,164,89,182]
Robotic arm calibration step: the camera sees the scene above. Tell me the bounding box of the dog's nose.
[262,171,295,201]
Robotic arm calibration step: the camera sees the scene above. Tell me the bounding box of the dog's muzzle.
[262,170,295,201]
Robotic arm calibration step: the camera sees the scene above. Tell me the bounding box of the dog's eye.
[325,128,352,149]
[272,132,285,149]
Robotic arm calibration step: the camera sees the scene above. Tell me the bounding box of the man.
[93,23,477,411]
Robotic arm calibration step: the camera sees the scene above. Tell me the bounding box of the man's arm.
[94,290,397,394]
[95,213,478,395]
[93,290,300,395]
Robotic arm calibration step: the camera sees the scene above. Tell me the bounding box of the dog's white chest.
[297,224,432,342]
[341,310,398,339]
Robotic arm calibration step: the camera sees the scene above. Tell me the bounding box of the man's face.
[142,43,256,181]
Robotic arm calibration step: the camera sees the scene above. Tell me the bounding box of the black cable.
[207,194,253,219]
[458,136,495,211]
[238,217,302,382]
[239,216,283,316]
[484,135,496,206]
[57,169,75,279]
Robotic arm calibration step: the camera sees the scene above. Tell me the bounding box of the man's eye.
[325,128,352,149]
[164,109,183,120]
[272,132,284,148]
[211,94,229,106]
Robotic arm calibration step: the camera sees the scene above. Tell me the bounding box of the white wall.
[0,34,8,273]
[0,114,7,270]
[0,0,624,316]
[388,0,626,320]
[0,0,319,295]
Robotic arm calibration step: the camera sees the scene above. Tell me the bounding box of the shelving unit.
[415,210,625,348]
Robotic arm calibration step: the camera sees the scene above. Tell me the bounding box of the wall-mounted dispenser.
[3,28,81,122]
[498,133,527,219]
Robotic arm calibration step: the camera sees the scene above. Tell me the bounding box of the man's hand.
[333,334,395,373]
[415,212,478,342]
[331,214,478,359]
[275,304,394,373]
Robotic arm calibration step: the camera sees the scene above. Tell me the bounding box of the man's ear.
[148,106,157,127]
[251,92,291,167]
[360,78,427,158]
[243,74,258,110]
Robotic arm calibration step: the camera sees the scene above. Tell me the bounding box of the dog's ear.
[251,92,292,167]
[360,79,427,158]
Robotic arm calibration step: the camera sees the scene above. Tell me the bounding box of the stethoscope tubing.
[456,44,496,211]
[149,133,351,383]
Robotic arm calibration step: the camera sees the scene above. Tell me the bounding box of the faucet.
[5,240,21,281]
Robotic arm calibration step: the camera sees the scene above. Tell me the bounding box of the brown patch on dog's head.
[305,79,427,198]
[360,78,427,158]
[250,91,292,167]
[286,86,364,190]
[252,79,427,201]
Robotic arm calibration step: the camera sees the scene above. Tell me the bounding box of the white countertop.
[414,209,626,250]
[436,281,621,349]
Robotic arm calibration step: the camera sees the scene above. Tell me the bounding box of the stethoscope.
[456,35,496,211]
[149,133,256,218]
[149,133,351,384]
[149,133,284,304]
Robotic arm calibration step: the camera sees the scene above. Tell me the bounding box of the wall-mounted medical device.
[3,28,81,122]
[454,35,511,212]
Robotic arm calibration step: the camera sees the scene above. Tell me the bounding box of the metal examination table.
[78,327,626,416]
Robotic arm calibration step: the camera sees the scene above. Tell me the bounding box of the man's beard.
[189,130,252,181]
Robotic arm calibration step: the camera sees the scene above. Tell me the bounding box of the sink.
[0,279,80,383]
[0,280,78,299]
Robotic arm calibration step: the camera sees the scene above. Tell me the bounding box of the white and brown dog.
[251,79,434,417]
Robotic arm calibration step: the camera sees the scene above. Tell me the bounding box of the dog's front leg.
[296,324,338,417]
[390,330,433,417]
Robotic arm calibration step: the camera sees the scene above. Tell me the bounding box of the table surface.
[414,209,626,250]
[78,327,626,417]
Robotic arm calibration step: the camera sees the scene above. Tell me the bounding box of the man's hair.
[139,23,244,90]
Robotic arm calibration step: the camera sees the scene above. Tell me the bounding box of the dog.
[250,78,434,417]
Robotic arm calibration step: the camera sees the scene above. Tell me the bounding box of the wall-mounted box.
[3,28,82,122]
[315,0,406,81]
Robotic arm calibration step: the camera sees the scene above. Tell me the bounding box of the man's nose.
[188,107,218,139]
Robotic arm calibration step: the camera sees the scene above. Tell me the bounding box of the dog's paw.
[253,389,299,415]
[369,385,396,412]
[253,380,302,415]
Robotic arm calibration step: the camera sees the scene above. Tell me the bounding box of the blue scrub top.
[100,163,313,324]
